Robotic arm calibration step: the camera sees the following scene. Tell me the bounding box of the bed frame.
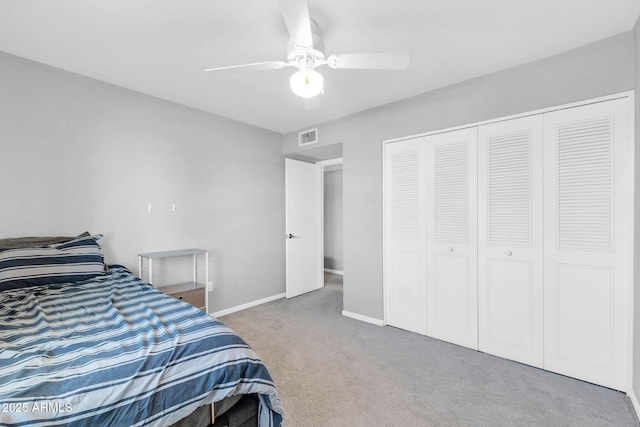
[169,395,259,427]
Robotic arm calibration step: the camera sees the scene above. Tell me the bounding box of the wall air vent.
[299,128,318,146]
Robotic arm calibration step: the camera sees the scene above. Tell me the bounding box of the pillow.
[0,234,105,291]
[0,232,91,251]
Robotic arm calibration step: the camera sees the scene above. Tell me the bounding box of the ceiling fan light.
[290,68,324,98]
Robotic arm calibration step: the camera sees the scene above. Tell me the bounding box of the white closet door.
[425,128,478,349]
[543,98,630,390]
[477,115,544,367]
[384,139,427,334]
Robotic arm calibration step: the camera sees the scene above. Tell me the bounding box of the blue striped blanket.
[0,265,283,427]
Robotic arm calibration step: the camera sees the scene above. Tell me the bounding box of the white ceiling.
[0,0,639,134]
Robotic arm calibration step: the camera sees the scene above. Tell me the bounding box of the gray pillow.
[0,232,91,250]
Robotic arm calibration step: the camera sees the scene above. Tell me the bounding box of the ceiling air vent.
[299,128,318,146]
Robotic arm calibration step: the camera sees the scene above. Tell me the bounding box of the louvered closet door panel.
[384,139,427,334]
[543,98,630,390]
[478,115,544,367]
[425,128,478,349]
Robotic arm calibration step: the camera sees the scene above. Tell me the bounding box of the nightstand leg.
[205,252,209,286]
[193,254,197,284]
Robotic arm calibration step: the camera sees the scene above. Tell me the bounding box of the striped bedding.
[0,265,283,427]
[0,235,105,291]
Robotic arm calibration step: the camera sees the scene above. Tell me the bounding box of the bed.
[0,234,284,427]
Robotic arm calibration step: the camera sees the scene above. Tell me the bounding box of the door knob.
[448,247,454,252]
[287,233,295,239]
[505,250,512,256]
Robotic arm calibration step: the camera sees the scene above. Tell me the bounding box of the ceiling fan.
[204,0,411,99]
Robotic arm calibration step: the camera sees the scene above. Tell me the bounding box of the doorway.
[284,143,344,303]
[319,158,343,287]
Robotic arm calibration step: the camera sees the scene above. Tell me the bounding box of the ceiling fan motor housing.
[287,34,325,69]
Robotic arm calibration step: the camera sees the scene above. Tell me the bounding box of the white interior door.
[285,158,323,299]
[425,128,478,349]
[543,98,630,390]
[478,115,544,367]
[384,139,427,334]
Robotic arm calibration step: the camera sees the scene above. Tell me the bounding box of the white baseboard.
[324,268,344,275]
[629,389,640,422]
[342,310,384,326]
[212,293,285,318]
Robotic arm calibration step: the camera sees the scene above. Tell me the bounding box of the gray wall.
[0,51,285,313]
[324,168,343,271]
[634,16,640,401]
[283,32,635,320]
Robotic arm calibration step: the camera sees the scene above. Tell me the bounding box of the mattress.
[0,265,283,426]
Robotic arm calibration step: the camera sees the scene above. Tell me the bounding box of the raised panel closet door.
[384,139,427,335]
[477,115,544,367]
[543,98,630,390]
[425,128,478,349]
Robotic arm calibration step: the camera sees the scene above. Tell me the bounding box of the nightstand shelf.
[138,248,210,313]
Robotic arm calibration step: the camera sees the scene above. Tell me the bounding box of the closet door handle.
[448,247,454,252]
[505,250,512,256]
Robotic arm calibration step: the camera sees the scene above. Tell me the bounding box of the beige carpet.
[220,274,639,427]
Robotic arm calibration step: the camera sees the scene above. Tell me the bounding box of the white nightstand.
[138,249,210,313]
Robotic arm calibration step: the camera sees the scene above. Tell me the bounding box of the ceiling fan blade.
[326,51,411,70]
[205,61,290,72]
[279,0,313,48]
